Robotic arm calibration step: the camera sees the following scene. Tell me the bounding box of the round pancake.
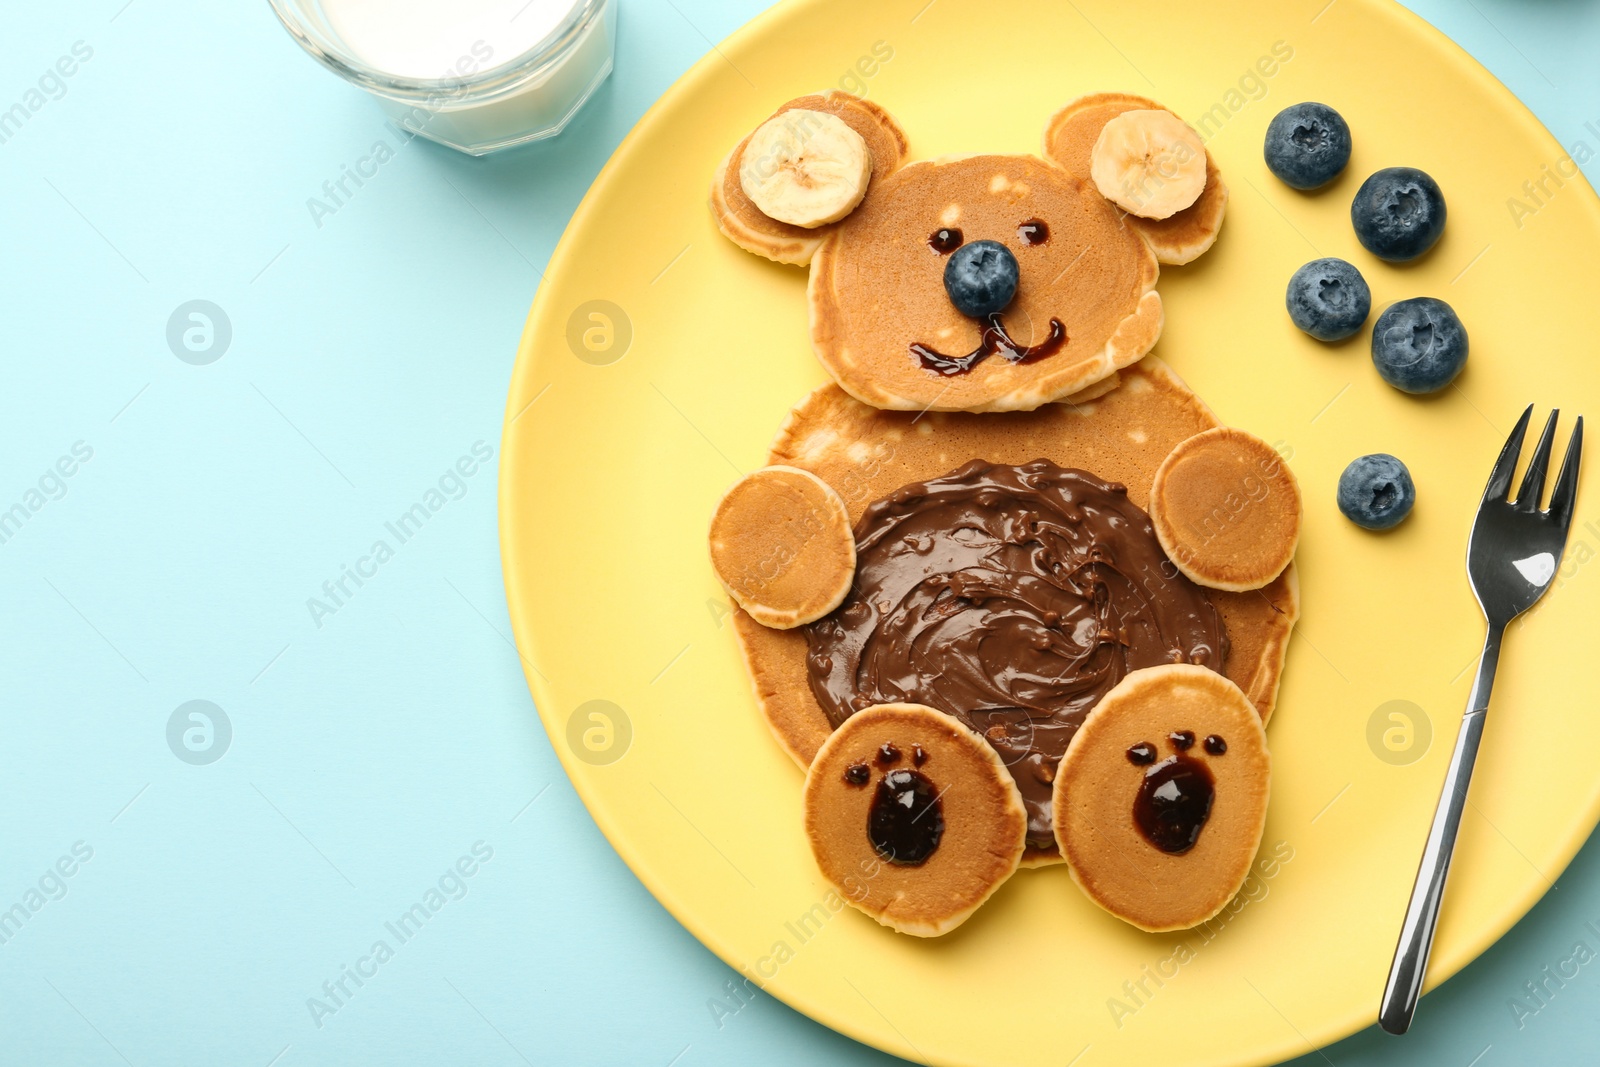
[730,358,1299,864]
[804,703,1027,937]
[1150,427,1303,591]
[810,154,1162,413]
[711,92,909,266]
[709,466,856,628]
[1045,93,1228,265]
[1052,664,1270,932]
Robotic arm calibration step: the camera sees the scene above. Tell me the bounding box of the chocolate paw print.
[1054,665,1271,932]
[803,703,1027,937]
[1125,729,1231,855]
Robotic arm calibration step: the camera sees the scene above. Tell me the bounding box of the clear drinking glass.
[268,0,616,155]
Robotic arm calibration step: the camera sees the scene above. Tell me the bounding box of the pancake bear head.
[711,91,1227,414]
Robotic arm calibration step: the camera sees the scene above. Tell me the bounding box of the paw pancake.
[804,703,1027,936]
[709,466,855,629]
[1150,428,1302,591]
[1053,664,1269,932]
[1045,93,1227,265]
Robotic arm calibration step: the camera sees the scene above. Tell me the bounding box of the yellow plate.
[500,1,1600,1063]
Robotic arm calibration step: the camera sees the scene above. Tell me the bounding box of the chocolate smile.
[911,314,1068,377]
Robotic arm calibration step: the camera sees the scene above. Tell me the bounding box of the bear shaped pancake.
[710,91,1227,413]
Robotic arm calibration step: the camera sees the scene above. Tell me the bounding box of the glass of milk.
[269,0,616,155]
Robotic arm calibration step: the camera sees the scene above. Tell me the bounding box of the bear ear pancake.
[1044,92,1228,266]
[1043,92,1164,179]
[710,91,909,266]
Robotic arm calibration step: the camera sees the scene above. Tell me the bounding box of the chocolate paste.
[805,459,1227,849]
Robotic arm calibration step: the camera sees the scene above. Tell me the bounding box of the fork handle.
[1379,624,1504,1035]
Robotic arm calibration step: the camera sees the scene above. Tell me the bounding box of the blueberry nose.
[943,240,1019,318]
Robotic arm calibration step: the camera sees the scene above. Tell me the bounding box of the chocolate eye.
[1169,730,1196,751]
[843,763,870,786]
[1018,219,1050,245]
[1204,734,1228,755]
[929,228,964,254]
[1126,741,1157,766]
[876,742,902,766]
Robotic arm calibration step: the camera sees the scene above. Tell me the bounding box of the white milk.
[323,0,580,80]
[300,0,615,153]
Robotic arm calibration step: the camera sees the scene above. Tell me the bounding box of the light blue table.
[3,2,1596,1063]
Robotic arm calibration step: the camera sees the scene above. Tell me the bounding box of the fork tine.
[1514,409,1560,511]
[1549,415,1584,525]
[1484,404,1533,504]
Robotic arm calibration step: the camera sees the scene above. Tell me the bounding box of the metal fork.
[1379,405,1584,1036]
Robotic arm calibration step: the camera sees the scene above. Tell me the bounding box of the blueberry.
[1264,102,1352,190]
[1371,297,1467,393]
[1351,167,1446,261]
[1286,258,1371,341]
[1337,454,1416,530]
[944,240,1018,318]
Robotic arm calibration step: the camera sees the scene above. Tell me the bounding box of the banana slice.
[739,109,871,229]
[1090,109,1208,220]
